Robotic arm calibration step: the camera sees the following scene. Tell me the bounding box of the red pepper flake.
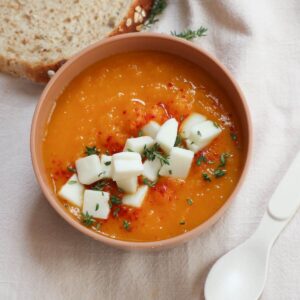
[123,110,127,115]
[167,82,174,88]
[153,183,168,195]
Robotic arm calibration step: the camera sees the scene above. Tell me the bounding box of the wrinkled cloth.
[1,1,300,299]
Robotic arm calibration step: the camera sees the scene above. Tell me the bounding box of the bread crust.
[0,0,154,83]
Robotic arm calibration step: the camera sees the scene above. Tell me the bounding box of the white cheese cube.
[99,155,112,179]
[159,147,194,179]
[124,136,154,154]
[116,177,138,194]
[185,139,203,153]
[112,152,143,181]
[155,118,178,153]
[58,174,84,207]
[189,120,222,150]
[113,151,141,161]
[142,158,161,181]
[122,185,149,208]
[142,121,160,139]
[180,113,206,138]
[75,154,102,185]
[82,190,110,219]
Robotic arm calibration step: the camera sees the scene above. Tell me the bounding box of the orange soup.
[43,51,244,242]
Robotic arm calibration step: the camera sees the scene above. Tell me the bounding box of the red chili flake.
[153,183,168,195]
[167,82,174,88]
[123,110,127,115]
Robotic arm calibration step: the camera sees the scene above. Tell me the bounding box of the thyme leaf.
[85,146,99,156]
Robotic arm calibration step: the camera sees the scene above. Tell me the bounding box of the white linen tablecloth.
[1,1,300,299]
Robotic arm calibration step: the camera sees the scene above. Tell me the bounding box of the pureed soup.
[43,51,244,242]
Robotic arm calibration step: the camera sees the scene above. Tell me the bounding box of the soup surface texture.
[43,51,244,242]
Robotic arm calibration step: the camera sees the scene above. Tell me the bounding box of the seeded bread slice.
[0,0,153,83]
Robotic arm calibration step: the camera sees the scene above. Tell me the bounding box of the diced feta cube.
[75,154,102,185]
[159,147,194,179]
[142,121,160,139]
[82,190,110,219]
[156,118,178,153]
[116,177,138,194]
[180,113,206,138]
[189,120,222,150]
[185,139,203,153]
[58,174,84,207]
[142,158,161,181]
[122,185,149,208]
[124,136,154,153]
[113,151,141,161]
[112,152,143,180]
[99,155,112,179]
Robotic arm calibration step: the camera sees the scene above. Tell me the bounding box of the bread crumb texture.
[0,0,152,82]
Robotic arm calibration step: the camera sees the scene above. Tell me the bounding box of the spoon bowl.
[205,237,270,300]
[205,152,300,300]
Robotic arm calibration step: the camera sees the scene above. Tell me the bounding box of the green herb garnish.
[214,169,226,178]
[143,177,156,187]
[81,212,95,227]
[104,161,111,166]
[138,130,143,137]
[171,26,207,40]
[219,153,230,167]
[111,195,122,205]
[143,143,169,166]
[85,146,99,156]
[174,134,182,147]
[123,220,131,231]
[113,207,120,218]
[213,122,220,128]
[230,132,238,141]
[202,173,211,182]
[95,203,99,211]
[91,180,109,191]
[196,154,207,166]
[67,166,76,173]
[187,198,193,206]
[68,180,77,184]
[197,130,202,136]
[168,170,172,175]
[143,0,167,28]
[179,220,186,225]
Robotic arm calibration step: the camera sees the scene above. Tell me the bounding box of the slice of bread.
[0,0,153,83]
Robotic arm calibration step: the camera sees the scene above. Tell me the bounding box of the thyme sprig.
[81,212,95,227]
[143,0,167,29]
[143,143,169,166]
[171,27,208,41]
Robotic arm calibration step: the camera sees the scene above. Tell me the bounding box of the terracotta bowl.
[31,33,252,250]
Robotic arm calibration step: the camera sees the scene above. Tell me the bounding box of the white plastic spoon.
[205,152,300,300]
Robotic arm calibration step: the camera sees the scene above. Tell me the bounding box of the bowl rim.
[30,32,252,250]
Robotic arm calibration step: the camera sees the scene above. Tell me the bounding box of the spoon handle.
[252,152,300,248]
[268,152,300,221]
